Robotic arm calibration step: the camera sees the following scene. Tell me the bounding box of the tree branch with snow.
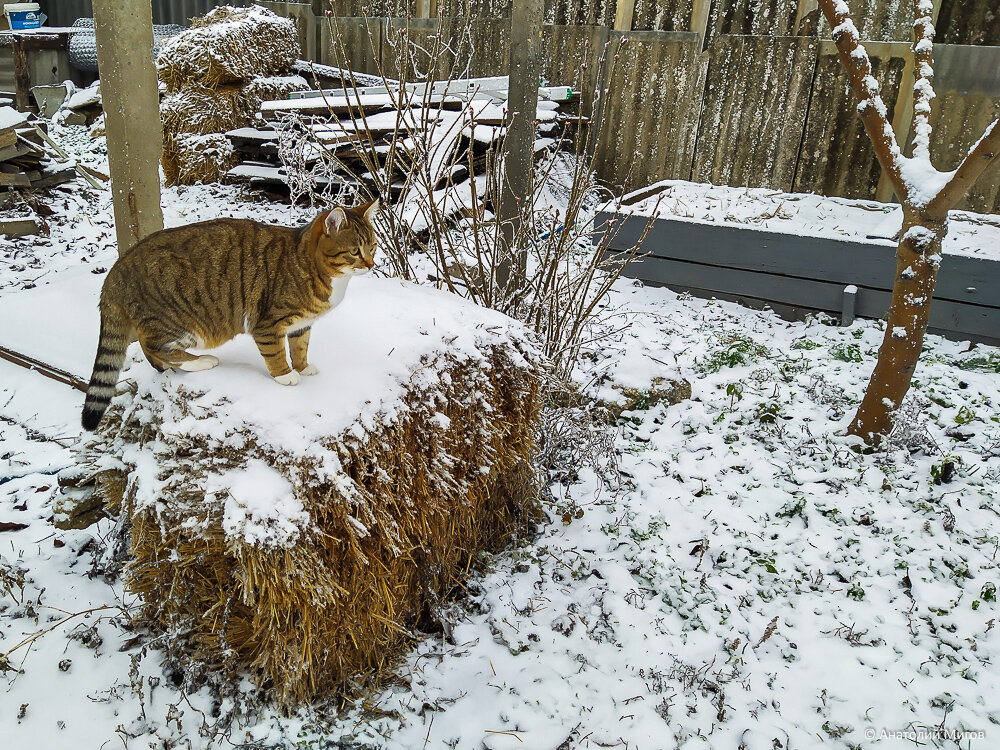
[816,0,1000,443]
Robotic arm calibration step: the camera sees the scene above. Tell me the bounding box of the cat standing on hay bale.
[82,200,380,431]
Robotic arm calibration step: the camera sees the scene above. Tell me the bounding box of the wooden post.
[11,36,30,110]
[614,0,634,32]
[876,44,915,203]
[690,0,712,48]
[498,0,542,291]
[416,0,433,17]
[93,0,163,255]
[793,0,818,35]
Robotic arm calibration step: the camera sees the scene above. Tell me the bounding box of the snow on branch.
[910,0,936,162]
[817,0,905,196]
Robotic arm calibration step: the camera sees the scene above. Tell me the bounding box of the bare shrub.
[278,14,656,382]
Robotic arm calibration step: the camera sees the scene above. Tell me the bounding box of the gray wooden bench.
[596,211,1000,347]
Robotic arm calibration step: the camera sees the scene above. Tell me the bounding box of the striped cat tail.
[82,306,130,431]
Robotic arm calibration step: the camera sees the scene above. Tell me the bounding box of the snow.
[2,124,1000,750]
[212,460,308,548]
[0,104,29,130]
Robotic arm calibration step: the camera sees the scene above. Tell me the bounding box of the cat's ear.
[363,199,380,223]
[324,208,347,235]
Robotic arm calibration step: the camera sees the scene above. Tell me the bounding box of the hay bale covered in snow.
[156,5,300,91]
[161,132,238,185]
[75,277,542,705]
[155,4,307,185]
[161,82,250,136]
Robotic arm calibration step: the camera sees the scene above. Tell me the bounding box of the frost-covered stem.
[925,119,1000,218]
[817,0,906,198]
[910,0,936,163]
[850,212,946,440]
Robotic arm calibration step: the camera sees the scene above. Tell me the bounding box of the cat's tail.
[82,305,131,431]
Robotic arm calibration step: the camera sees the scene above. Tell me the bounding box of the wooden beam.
[876,47,915,203]
[689,0,712,48]
[93,0,163,255]
[614,0,635,33]
[11,37,30,111]
[793,0,819,35]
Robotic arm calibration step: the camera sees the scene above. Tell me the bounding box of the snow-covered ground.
[2,125,999,749]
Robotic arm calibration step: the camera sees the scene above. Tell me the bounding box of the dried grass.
[80,347,540,707]
[156,5,300,91]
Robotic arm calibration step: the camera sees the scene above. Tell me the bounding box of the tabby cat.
[81,200,379,431]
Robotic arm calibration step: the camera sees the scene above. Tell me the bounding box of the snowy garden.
[2,1,1000,749]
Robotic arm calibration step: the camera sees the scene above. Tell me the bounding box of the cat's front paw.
[273,370,301,386]
[298,364,319,376]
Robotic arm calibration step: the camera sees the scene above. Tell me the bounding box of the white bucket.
[5,3,42,30]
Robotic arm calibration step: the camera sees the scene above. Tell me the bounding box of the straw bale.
[162,132,238,186]
[74,279,542,706]
[156,5,300,91]
[160,82,252,137]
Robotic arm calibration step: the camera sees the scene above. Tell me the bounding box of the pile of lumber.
[0,106,75,190]
[224,77,582,210]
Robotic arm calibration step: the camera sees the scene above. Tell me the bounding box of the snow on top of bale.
[103,277,537,469]
[75,276,543,704]
[156,4,300,90]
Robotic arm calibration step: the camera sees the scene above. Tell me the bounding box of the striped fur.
[80,200,379,431]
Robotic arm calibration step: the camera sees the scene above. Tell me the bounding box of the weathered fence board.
[595,31,707,191]
[937,0,1000,46]
[704,0,799,47]
[334,0,417,16]
[630,0,695,31]
[543,0,615,27]
[437,0,513,16]
[693,35,817,190]
[929,45,1000,214]
[598,213,1000,344]
[815,0,912,42]
[441,17,511,77]
[793,41,907,199]
[323,17,384,74]
[540,25,609,108]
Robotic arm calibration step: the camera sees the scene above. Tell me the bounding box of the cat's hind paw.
[273,370,301,386]
[178,354,219,372]
[298,364,319,376]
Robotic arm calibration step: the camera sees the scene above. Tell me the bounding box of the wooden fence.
[263,1,1000,213]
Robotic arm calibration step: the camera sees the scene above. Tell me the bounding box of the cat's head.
[313,199,380,275]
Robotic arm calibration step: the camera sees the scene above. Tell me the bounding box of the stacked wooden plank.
[224,81,580,202]
[0,106,74,190]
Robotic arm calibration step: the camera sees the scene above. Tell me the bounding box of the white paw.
[274,370,301,386]
[298,364,319,376]
[178,354,219,372]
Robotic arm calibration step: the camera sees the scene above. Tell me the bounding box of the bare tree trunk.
[850,209,946,438]
[817,0,1000,444]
